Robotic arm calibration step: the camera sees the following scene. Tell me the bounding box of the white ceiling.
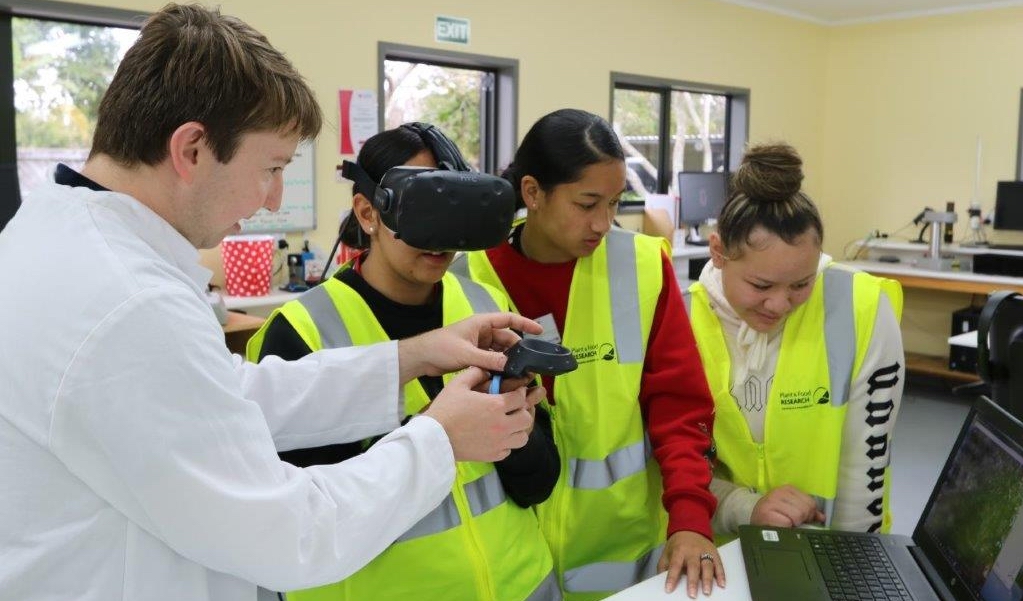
[715,0,1023,24]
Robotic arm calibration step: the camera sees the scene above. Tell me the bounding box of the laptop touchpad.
[761,548,812,579]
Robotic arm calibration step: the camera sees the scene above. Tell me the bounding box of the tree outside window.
[612,74,747,203]
[13,17,137,195]
[670,90,727,176]
[384,60,486,171]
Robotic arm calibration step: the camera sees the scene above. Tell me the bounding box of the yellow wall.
[61,0,1023,355]
[68,0,827,247]
[820,7,1023,354]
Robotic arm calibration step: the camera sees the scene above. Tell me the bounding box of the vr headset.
[340,123,515,252]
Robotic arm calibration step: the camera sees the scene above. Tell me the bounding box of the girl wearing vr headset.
[247,124,561,601]
[453,109,721,600]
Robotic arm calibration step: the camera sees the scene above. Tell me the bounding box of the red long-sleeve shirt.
[485,238,717,539]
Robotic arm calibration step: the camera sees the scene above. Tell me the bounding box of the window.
[1017,88,1023,180]
[379,43,517,175]
[13,17,138,195]
[1,1,145,232]
[611,73,749,202]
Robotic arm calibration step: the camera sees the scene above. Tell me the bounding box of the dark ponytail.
[717,143,823,254]
[506,108,624,210]
[338,127,428,249]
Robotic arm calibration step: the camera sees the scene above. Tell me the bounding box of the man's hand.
[750,484,825,528]
[658,530,726,598]
[398,313,543,382]
[422,367,535,462]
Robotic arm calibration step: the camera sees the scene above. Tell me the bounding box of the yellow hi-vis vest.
[246,271,559,601]
[686,263,903,539]
[456,228,670,601]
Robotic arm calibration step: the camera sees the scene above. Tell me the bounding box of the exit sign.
[435,16,470,45]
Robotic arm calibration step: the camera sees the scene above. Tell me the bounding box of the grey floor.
[889,377,975,535]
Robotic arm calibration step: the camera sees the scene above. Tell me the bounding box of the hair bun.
[732,143,804,203]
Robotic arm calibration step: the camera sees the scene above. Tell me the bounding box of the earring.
[368,227,374,234]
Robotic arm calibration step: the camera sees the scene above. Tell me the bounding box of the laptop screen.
[913,398,1023,601]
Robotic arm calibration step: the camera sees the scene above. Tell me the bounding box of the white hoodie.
[699,255,905,535]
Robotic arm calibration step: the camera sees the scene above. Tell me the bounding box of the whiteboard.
[240,139,315,233]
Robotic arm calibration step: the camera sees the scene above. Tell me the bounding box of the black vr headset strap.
[340,160,393,213]
[401,122,472,172]
[978,290,1021,382]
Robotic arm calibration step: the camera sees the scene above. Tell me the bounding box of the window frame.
[1017,88,1023,180]
[378,42,518,175]
[610,72,750,195]
[1,0,147,232]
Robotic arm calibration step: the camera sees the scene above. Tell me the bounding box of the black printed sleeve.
[257,313,314,361]
[494,407,560,507]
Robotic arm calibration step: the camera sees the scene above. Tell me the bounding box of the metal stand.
[919,209,958,271]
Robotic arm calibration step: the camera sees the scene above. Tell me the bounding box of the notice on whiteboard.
[339,89,378,156]
[240,139,315,233]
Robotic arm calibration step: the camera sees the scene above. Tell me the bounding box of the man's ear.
[168,122,207,184]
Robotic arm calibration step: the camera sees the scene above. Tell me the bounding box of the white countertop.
[841,260,1023,287]
[856,239,1023,257]
[223,290,301,311]
[949,330,978,348]
[672,245,712,259]
[604,540,748,601]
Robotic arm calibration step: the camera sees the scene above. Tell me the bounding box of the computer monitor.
[993,181,1023,231]
[677,171,728,245]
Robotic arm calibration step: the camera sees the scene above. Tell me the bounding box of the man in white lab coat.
[0,4,540,600]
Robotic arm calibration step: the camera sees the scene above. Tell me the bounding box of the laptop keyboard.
[808,533,914,600]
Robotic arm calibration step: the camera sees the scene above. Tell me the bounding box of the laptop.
[739,396,1023,601]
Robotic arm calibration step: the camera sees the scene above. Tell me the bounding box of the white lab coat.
[0,180,455,600]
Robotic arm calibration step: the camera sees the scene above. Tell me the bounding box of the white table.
[223,290,301,313]
[841,260,1023,295]
[671,244,711,291]
[604,540,750,600]
[949,330,978,348]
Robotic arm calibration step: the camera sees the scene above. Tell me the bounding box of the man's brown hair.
[90,3,322,165]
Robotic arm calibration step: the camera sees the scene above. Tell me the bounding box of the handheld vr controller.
[500,338,577,378]
[488,338,578,394]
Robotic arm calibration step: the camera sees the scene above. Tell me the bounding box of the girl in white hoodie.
[685,143,905,538]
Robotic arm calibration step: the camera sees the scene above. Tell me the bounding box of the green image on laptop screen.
[920,418,1023,601]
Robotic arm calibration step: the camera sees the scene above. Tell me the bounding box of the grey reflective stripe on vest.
[605,229,644,364]
[395,471,506,542]
[449,253,470,278]
[823,267,856,407]
[456,275,500,314]
[297,285,352,349]
[464,470,506,517]
[394,493,461,543]
[525,570,562,601]
[562,543,663,593]
[567,436,649,490]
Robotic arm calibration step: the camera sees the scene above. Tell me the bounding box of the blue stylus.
[489,374,502,394]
